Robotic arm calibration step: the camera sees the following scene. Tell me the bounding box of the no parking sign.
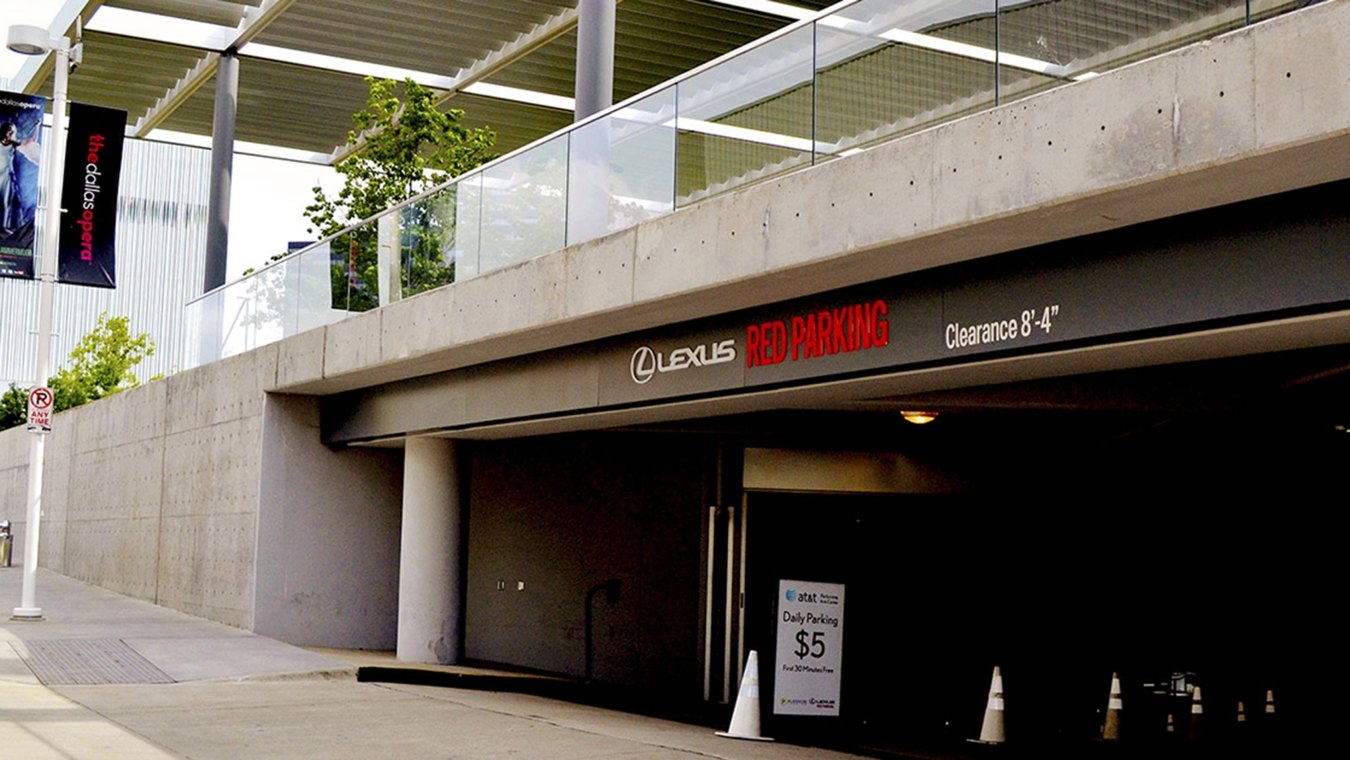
[26,386,53,434]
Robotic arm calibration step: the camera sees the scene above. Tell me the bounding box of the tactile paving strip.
[18,639,175,685]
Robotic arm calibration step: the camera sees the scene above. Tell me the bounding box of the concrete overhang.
[268,1,1350,397]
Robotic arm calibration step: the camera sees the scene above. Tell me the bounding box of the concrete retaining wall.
[0,346,277,627]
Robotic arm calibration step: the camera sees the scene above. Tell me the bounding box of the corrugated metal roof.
[14,0,821,159]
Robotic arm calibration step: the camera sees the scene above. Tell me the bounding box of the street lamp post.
[7,24,76,621]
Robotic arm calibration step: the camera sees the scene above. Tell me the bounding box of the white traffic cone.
[1102,671,1123,741]
[1187,686,1204,741]
[716,650,774,741]
[970,665,1006,745]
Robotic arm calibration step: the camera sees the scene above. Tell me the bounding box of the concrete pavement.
[1,569,869,759]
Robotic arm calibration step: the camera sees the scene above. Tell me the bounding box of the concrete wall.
[253,394,403,649]
[0,344,404,643]
[465,435,707,690]
[0,346,277,628]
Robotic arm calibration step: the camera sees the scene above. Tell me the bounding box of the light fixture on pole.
[7,24,77,622]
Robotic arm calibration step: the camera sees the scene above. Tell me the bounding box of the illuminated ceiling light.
[86,6,236,49]
[901,411,939,425]
[877,28,1069,78]
[701,0,817,21]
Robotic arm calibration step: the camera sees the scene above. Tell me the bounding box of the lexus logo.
[631,346,659,384]
[629,339,737,384]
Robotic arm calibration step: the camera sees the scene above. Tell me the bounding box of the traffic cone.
[970,665,1006,745]
[1187,686,1204,741]
[716,650,773,741]
[1264,688,1276,716]
[1236,700,1247,724]
[1166,713,1176,736]
[1102,672,1123,741]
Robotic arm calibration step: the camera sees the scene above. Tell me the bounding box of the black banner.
[0,90,46,280]
[58,102,126,288]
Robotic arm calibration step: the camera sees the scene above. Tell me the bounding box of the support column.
[204,49,238,293]
[397,437,464,664]
[569,0,617,245]
[574,0,616,120]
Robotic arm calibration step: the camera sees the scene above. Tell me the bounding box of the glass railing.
[188,0,1309,365]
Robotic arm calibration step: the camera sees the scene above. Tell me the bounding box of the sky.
[3,0,341,280]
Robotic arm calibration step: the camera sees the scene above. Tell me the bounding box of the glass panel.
[816,0,996,158]
[453,173,484,280]
[401,187,460,298]
[1250,0,1307,25]
[295,241,347,334]
[329,219,381,313]
[480,134,569,275]
[675,25,815,205]
[204,266,277,360]
[998,1,1249,104]
[185,288,220,368]
[567,86,677,246]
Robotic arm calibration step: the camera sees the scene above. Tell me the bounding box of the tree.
[305,77,496,312]
[0,314,155,429]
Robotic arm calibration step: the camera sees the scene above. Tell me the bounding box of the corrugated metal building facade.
[0,137,207,388]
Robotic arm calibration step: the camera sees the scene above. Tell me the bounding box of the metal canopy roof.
[11,0,833,162]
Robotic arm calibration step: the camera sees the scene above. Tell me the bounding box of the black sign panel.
[58,102,127,288]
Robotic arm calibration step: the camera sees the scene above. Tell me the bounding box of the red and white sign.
[26,386,53,434]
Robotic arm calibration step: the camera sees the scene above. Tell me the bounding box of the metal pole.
[204,49,238,292]
[574,0,616,120]
[13,38,71,621]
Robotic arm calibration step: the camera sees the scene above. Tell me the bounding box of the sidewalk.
[1,569,868,759]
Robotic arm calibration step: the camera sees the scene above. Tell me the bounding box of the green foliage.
[0,384,26,430]
[0,314,154,430]
[302,77,496,312]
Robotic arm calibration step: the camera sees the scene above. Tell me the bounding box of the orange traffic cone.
[1102,672,1123,741]
[716,650,773,741]
[969,666,1006,745]
[1264,688,1276,716]
[1236,700,1247,724]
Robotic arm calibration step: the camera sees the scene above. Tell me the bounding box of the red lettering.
[817,311,833,355]
[769,321,786,364]
[791,316,807,361]
[872,300,889,346]
[831,307,848,353]
[745,324,762,368]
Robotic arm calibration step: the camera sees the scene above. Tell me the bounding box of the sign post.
[773,579,845,716]
[7,23,79,622]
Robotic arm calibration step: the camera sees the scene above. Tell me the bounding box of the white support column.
[397,437,463,664]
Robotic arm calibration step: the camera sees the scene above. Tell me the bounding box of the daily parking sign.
[26,386,53,434]
[773,579,845,716]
